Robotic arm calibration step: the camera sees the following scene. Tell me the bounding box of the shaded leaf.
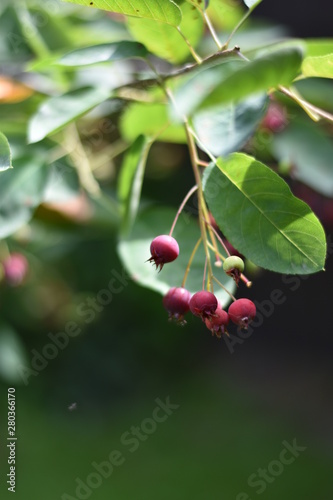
[0,154,48,238]
[118,207,236,306]
[0,131,12,171]
[61,0,182,26]
[203,153,326,274]
[193,93,267,156]
[272,120,333,197]
[199,46,304,110]
[117,136,152,234]
[43,159,80,203]
[0,322,29,384]
[171,46,303,120]
[58,41,149,66]
[28,87,112,143]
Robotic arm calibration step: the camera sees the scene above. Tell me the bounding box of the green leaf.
[120,102,186,143]
[192,93,267,157]
[127,1,203,64]
[199,46,304,110]
[0,322,28,384]
[61,0,182,25]
[0,131,12,171]
[58,41,148,66]
[43,160,80,203]
[300,40,333,78]
[117,136,152,234]
[118,206,236,306]
[272,120,333,197]
[0,154,49,238]
[28,87,112,143]
[302,54,333,79]
[202,153,326,274]
[171,46,303,120]
[171,58,244,121]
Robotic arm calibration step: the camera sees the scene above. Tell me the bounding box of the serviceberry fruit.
[163,287,191,323]
[205,308,229,338]
[189,291,218,320]
[223,255,244,285]
[2,253,28,287]
[148,235,179,272]
[228,298,256,329]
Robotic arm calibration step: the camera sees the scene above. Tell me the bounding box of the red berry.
[189,291,218,320]
[2,253,28,287]
[205,308,229,338]
[163,287,191,323]
[148,235,179,271]
[228,298,256,329]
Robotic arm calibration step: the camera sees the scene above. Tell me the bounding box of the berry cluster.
[147,232,256,339]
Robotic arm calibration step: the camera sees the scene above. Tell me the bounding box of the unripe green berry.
[223,256,244,273]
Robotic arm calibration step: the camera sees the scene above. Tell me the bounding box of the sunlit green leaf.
[203,153,326,274]
[28,87,112,143]
[127,1,203,64]
[61,0,182,26]
[0,131,12,171]
[118,207,236,306]
[120,102,186,143]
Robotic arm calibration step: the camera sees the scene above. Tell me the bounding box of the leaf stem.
[279,85,333,123]
[181,237,202,287]
[202,11,222,50]
[212,275,236,301]
[169,185,198,236]
[63,124,101,197]
[176,27,202,64]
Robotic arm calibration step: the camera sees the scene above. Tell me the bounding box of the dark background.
[0,1,332,499]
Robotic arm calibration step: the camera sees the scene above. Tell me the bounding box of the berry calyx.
[2,253,28,287]
[189,291,218,320]
[223,255,245,285]
[148,235,179,272]
[163,287,191,323]
[205,308,229,338]
[228,298,256,329]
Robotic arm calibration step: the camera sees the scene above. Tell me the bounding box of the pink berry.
[205,308,229,338]
[228,298,256,329]
[147,235,179,272]
[261,102,287,132]
[189,291,218,320]
[3,253,28,287]
[163,287,191,323]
